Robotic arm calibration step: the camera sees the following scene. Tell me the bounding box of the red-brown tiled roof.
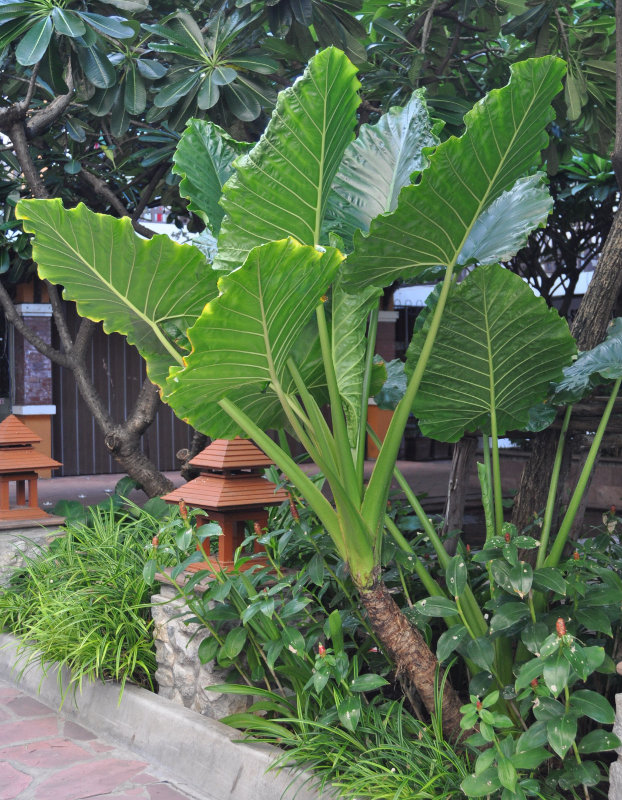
[0,447,61,473]
[0,415,41,446]
[162,473,287,510]
[189,438,275,471]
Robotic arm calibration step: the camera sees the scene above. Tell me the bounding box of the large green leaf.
[16,199,217,388]
[551,317,622,403]
[15,15,53,65]
[457,174,552,265]
[167,239,343,436]
[331,278,381,444]
[323,90,438,251]
[214,47,360,271]
[343,57,566,290]
[407,264,576,442]
[173,120,251,235]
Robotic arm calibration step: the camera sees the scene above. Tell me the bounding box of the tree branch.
[79,169,155,238]
[132,163,169,222]
[125,378,162,437]
[72,318,97,360]
[46,281,74,353]
[0,281,71,367]
[8,121,47,198]
[612,0,622,186]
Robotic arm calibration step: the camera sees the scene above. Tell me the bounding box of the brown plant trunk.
[359,579,463,739]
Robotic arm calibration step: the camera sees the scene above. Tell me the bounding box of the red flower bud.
[253,521,263,536]
[466,544,471,554]
[476,699,482,710]
[288,496,300,522]
[556,618,566,637]
[178,500,188,520]
[573,550,580,561]
[318,643,326,657]
[530,678,538,688]
[152,536,159,548]
[504,532,511,543]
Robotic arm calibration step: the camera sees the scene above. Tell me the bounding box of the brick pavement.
[0,680,201,800]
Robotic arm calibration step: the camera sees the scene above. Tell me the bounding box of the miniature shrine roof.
[162,473,288,511]
[0,447,61,474]
[0,415,42,446]
[189,438,275,471]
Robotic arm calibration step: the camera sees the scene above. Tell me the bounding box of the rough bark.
[178,429,209,480]
[442,435,477,553]
[359,579,463,739]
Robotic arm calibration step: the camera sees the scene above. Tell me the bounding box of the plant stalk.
[536,404,572,568]
[545,377,622,567]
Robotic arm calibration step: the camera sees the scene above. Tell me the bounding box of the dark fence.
[52,303,193,476]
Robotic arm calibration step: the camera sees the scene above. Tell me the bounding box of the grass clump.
[0,503,163,696]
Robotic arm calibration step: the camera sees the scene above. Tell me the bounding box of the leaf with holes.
[17,199,216,388]
[406,264,576,442]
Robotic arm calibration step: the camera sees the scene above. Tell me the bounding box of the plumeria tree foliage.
[17,48,573,736]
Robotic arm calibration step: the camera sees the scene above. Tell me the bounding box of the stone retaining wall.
[0,525,59,586]
[610,695,622,799]
[151,583,249,718]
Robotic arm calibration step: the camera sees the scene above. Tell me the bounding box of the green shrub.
[0,502,167,696]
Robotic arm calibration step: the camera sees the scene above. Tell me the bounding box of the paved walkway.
[0,679,200,800]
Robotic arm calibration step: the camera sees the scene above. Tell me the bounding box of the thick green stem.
[384,514,447,599]
[356,305,379,485]
[218,397,344,555]
[489,413,504,537]
[545,377,622,567]
[536,405,572,568]
[361,266,456,538]
[316,303,360,503]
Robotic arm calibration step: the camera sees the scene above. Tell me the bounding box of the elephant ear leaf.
[344,56,566,290]
[214,47,360,271]
[457,174,552,265]
[173,119,251,236]
[407,264,576,442]
[16,198,217,389]
[551,317,622,404]
[323,89,439,251]
[166,239,343,436]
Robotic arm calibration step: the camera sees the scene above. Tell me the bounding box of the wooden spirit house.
[0,415,61,521]
[162,438,288,572]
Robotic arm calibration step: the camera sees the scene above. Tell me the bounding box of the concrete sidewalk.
[0,677,202,800]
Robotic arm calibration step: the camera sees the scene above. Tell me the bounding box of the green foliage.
[17,199,217,386]
[407,264,576,442]
[214,46,361,270]
[344,57,566,290]
[229,700,471,800]
[0,504,168,696]
[144,483,394,727]
[172,119,252,235]
[167,239,343,436]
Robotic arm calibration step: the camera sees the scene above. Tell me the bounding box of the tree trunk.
[512,208,622,535]
[359,579,463,739]
[105,430,174,496]
[442,435,477,553]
